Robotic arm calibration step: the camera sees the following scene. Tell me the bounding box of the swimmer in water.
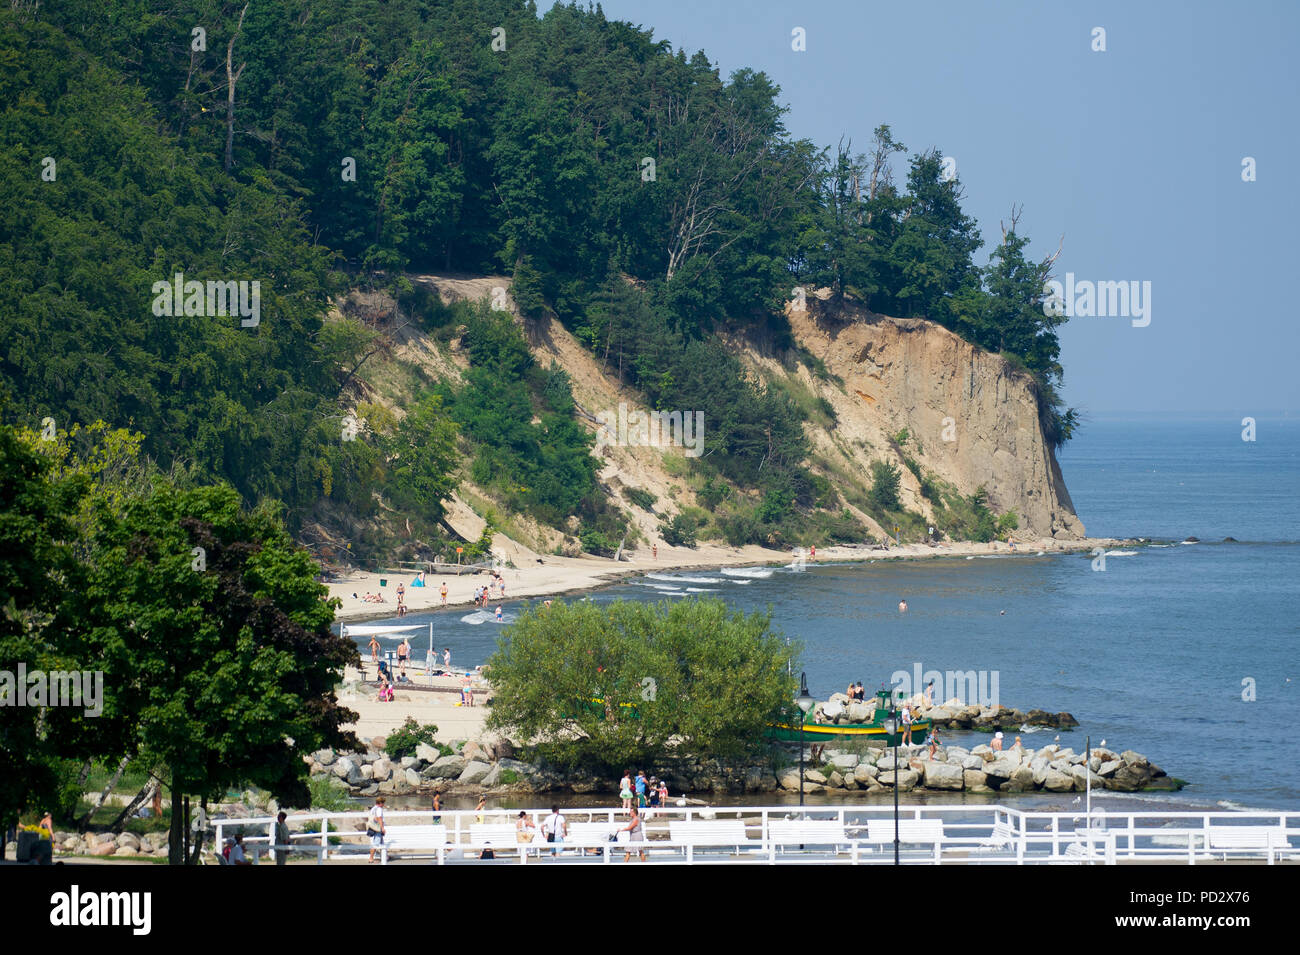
[898,599,908,613]
[495,605,503,622]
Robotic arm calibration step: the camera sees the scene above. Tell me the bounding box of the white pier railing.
[207,804,1299,865]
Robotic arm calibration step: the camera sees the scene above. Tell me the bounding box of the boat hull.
[767,719,931,747]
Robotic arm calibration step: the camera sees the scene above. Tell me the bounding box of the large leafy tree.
[66,481,359,863]
[0,420,87,852]
[487,598,798,772]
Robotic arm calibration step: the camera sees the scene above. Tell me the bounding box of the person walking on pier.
[621,808,647,863]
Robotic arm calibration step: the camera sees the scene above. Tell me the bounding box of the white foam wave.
[721,566,775,579]
[645,573,724,584]
[685,587,717,593]
[1104,550,1139,557]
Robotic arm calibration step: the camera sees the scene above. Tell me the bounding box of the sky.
[549,0,1299,416]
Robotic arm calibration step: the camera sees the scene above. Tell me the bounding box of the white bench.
[973,821,1018,856]
[378,825,449,864]
[668,820,753,862]
[767,820,858,862]
[1205,826,1288,865]
[865,820,945,863]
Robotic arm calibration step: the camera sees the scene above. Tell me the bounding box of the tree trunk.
[167,778,185,865]
[76,755,129,830]
[224,3,250,173]
[107,776,159,832]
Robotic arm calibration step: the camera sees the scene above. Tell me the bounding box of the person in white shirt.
[543,805,566,857]
[367,797,386,863]
[229,835,251,866]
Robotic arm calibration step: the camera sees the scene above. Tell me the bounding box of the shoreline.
[328,536,1136,624]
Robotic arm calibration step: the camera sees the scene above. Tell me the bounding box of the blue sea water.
[352,414,1300,812]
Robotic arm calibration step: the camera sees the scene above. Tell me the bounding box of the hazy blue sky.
[558,0,1299,416]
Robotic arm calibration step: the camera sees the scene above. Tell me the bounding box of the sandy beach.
[327,535,1132,624]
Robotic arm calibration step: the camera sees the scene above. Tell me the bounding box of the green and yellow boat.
[767,690,930,747]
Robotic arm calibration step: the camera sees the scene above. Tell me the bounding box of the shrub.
[580,528,618,556]
[867,460,901,512]
[625,487,657,511]
[386,717,440,760]
[659,513,698,548]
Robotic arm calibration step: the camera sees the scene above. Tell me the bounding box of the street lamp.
[884,689,900,865]
[795,673,815,809]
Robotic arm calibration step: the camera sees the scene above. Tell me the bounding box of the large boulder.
[921,761,965,791]
[1030,757,1050,786]
[458,760,493,785]
[404,768,422,788]
[1042,769,1074,792]
[400,756,420,771]
[90,842,117,857]
[827,771,845,789]
[853,764,879,784]
[427,755,466,780]
[331,757,353,780]
[370,758,393,783]
[115,832,141,851]
[963,769,989,791]
[347,764,366,788]
[961,754,986,771]
[845,702,874,723]
[313,748,336,767]
[415,743,441,764]
[878,769,920,791]
[779,772,802,791]
[804,769,828,785]
[360,764,375,780]
[1009,765,1036,790]
[829,753,860,771]
[983,757,1019,780]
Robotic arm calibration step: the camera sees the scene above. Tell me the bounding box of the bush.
[867,460,902,512]
[306,776,357,812]
[697,477,730,510]
[385,717,440,760]
[486,598,799,773]
[625,487,657,511]
[659,513,698,548]
[580,527,618,556]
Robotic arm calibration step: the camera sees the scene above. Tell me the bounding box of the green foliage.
[305,776,356,813]
[867,460,902,512]
[579,527,619,557]
[385,717,441,761]
[486,599,798,772]
[624,487,657,512]
[658,513,699,548]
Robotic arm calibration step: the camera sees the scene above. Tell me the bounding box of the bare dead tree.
[224,2,250,173]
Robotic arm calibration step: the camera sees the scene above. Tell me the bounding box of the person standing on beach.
[366,796,386,863]
[397,581,405,604]
[368,635,380,666]
[444,647,451,669]
[397,637,410,678]
[619,770,633,810]
[440,582,448,605]
[652,544,657,560]
[635,770,648,808]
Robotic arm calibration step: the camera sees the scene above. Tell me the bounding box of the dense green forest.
[0,0,1077,555]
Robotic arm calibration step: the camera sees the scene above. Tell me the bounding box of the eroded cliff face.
[779,296,1085,540]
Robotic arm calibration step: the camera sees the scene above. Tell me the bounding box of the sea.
[347,413,1300,814]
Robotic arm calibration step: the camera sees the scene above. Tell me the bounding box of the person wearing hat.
[991,731,1004,752]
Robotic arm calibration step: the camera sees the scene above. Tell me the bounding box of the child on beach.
[495,605,503,622]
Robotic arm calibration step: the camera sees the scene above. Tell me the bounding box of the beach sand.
[327,536,1129,624]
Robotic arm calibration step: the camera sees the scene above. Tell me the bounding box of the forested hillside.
[1,0,1079,558]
